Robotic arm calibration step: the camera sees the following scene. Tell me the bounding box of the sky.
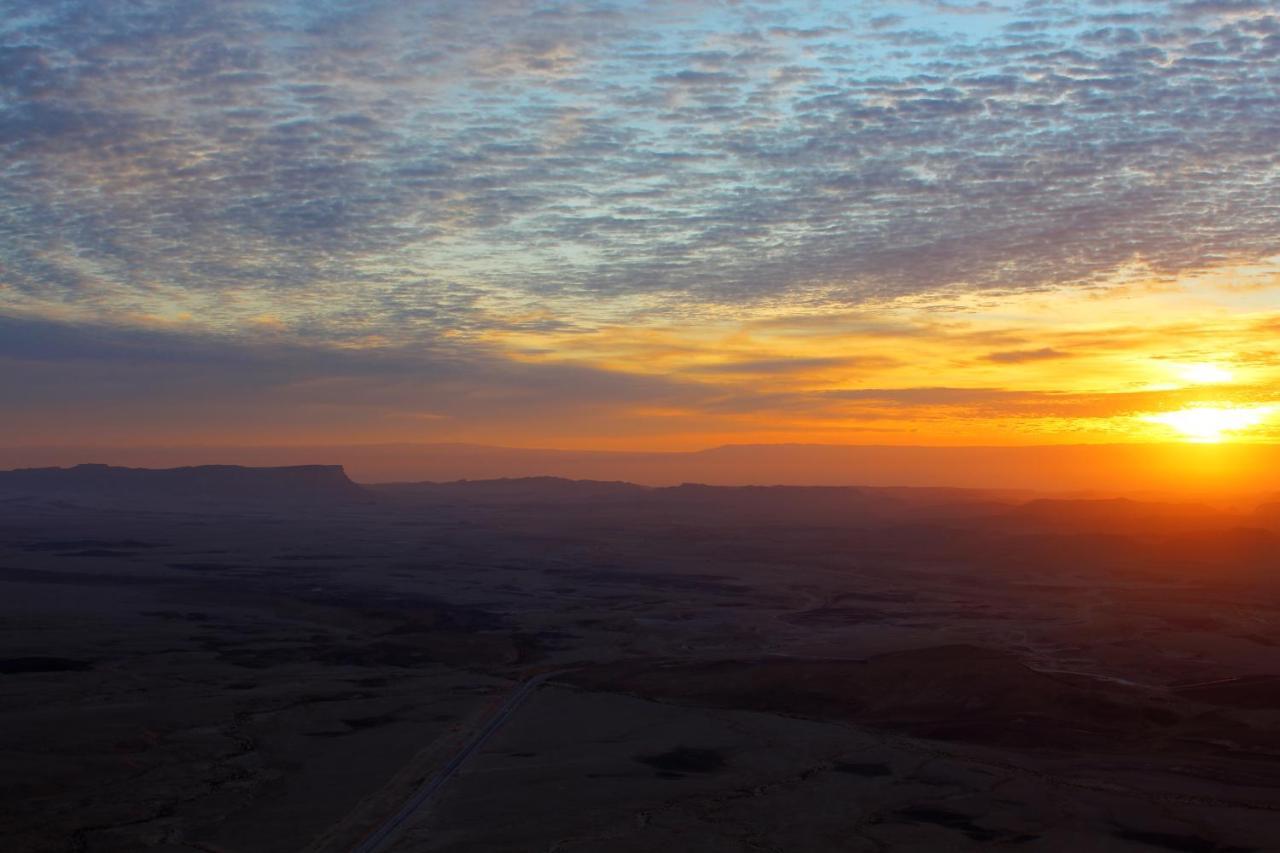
[2,0,1278,451]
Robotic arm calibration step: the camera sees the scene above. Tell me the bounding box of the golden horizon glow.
[5,259,1280,452]
[457,262,1280,449]
[1142,406,1277,444]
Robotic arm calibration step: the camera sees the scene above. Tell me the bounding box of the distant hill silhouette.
[0,463,368,507]
[3,465,1273,536]
[371,477,1280,546]
[1256,502,1280,530]
[376,475,649,504]
[4,442,1278,496]
[372,476,1038,526]
[1001,497,1227,534]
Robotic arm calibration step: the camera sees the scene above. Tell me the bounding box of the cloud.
[689,355,896,375]
[1,0,1277,340]
[820,382,1280,421]
[1174,0,1273,19]
[983,347,1074,364]
[824,387,1024,405]
[0,313,751,443]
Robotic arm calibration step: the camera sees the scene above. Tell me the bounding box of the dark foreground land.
[3,466,1280,852]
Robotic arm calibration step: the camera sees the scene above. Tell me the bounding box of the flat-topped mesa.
[374,475,649,505]
[0,463,368,506]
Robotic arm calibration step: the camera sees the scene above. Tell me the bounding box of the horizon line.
[6,440,1280,454]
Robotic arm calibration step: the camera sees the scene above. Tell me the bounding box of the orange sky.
[461,261,1280,450]
[6,260,1278,453]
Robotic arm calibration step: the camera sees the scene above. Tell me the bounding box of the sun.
[1176,363,1234,384]
[1143,406,1275,443]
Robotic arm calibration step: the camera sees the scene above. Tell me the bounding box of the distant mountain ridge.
[2,467,1276,536]
[373,476,1279,535]
[374,476,1047,526]
[373,475,1027,503]
[4,442,1277,496]
[0,463,368,506]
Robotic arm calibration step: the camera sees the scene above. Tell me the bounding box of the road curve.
[348,670,566,853]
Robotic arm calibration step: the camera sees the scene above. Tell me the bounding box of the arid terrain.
[3,466,1280,852]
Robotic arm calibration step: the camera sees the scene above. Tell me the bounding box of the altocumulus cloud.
[1,0,1278,344]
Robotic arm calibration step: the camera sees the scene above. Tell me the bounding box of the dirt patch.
[833,761,892,777]
[888,807,1030,843]
[636,747,726,774]
[545,568,749,594]
[20,539,162,551]
[0,657,94,674]
[168,562,240,572]
[57,549,138,557]
[1112,827,1255,852]
[783,606,891,626]
[341,713,399,730]
[1175,676,1280,710]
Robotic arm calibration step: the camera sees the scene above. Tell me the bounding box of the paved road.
[349,670,565,853]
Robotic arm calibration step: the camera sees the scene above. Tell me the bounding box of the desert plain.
[3,467,1280,852]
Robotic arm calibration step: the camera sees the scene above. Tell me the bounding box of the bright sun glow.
[1144,406,1275,443]
[1176,363,1234,384]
